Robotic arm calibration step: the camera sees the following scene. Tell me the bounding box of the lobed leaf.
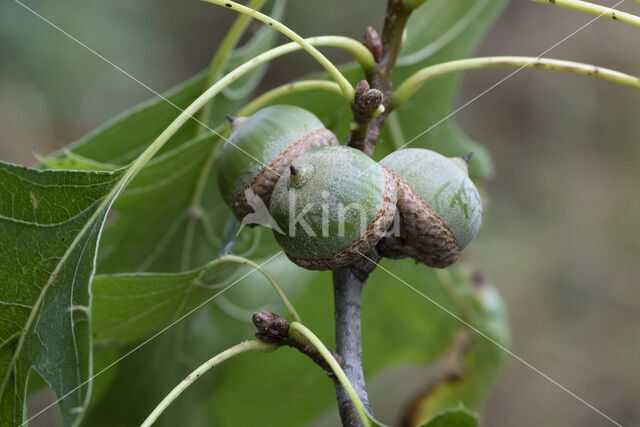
[0,162,125,426]
[80,256,308,426]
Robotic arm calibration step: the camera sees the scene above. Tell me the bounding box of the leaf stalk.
[141,340,277,426]
[203,0,367,100]
[531,0,640,29]
[393,56,640,108]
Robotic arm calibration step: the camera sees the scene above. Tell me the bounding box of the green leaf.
[92,257,238,345]
[82,256,307,426]
[206,0,287,121]
[418,405,478,427]
[364,267,508,426]
[0,162,125,426]
[40,2,286,275]
[41,1,285,169]
[95,132,224,273]
[91,253,305,346]
[81,320,231,427]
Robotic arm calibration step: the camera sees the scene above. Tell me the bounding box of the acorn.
[268,146,397,270]
[379,148,482,268]
[216,105,339,220]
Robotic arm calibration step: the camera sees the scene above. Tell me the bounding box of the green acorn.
[216,105,338,220]
[379,148,482,268]
[269,146,397,270]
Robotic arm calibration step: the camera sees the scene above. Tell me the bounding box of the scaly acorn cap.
[379,148,483,268]
[216,105,339,220]
[269,146,397,270]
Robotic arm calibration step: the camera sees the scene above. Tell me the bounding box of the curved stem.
[162,36,373,165]
[180,127,226,272]
[141,340,277,427]
[393,56,640,108]
[197,0,268,135]
[203,0,361,100]
[288,322,371,427]
[205,255,302,323]
[237,80,343,116]
[531,0,640,28]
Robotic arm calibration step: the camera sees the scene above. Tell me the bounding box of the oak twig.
[337,1,414,425]
[347,0,411,155]
[332,249,380,426]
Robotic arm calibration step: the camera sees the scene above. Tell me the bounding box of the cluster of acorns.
[217,105,482,271]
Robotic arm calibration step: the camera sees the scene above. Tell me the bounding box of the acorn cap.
[380,169,460,268]
[269,146,397,270]
[379,148,483,268]
[216,105,339,220]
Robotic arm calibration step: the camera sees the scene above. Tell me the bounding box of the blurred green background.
[1,0,639,426]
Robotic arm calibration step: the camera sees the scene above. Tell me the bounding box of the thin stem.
[288,322,371,427]
[180,126,226,272]
[393,56,640,108]
[141,340,277,427]
[237,80,343,116]
[206,255,302,323]
[531,0,640,29]
[203,0,361,100]
[376,0,412,94]
[198,0,268,134]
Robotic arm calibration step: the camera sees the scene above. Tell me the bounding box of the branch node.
[252,311,345,374]
[253,310,289,343]
[353,81,384,120]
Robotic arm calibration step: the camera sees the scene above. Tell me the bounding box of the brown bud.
[353,80,384,121]
[252,311,290,344]
[363,26,383,63]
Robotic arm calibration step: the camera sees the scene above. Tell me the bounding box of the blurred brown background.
[2,0,639,426]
